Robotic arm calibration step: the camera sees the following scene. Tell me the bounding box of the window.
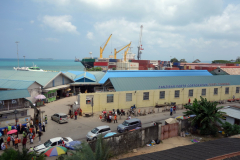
[159,91,165,99]
[175,90,180,98]
[236,87,240,93]
[126,93,132,102]
[107,94,114,103]
[188,89,193,97]
[51,142,57,146]
[202,89,206,96]
[214,88,218,95]
[143,92,149,100]
[225,87,229,94]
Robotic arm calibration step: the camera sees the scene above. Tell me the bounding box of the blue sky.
[0,0,240,62]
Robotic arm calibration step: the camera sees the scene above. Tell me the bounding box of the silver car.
[86,125,111,141]
[51,113,68,124]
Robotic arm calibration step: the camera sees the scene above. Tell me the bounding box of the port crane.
[100,34,112,59]
[137,25,144,60]
[124,42,132,62]
[114,42,131,59]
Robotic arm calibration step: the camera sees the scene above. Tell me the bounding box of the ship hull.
[81,61,94,68]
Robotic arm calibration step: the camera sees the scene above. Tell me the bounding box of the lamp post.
[14,109,18,138]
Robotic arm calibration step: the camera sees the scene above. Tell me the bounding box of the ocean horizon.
[0,58,85,72]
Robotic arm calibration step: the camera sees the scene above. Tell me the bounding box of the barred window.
[236,87,239,93]
[159,91,165,99]
[126,93,132,102]
[225,87,229,94]
[175,90,180,98]
[189,89,193,97]
[202,89,206,96]
[214,88,218,95]
[143,92,149,100]
[107,94,114,103]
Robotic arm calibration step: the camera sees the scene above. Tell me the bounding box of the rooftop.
[0,90,30,100]
[99,70,212,84]
[0,79,40,89]
[221,106,240,120]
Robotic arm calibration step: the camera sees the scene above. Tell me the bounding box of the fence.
[161,123,179,140]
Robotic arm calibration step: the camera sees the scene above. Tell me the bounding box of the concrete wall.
[226,117,235,125]
[27,82,41,103]
[79,85,240,113]
[88,123,161,156]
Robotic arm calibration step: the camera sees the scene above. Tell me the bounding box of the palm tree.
[183,96,226,135]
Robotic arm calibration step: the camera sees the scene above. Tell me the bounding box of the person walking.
[38,130,42,143]
[114,114,118,123]
[14,137,18,149]
[26,122,30,129]
[173,105,176,114]
[29,132,33,144]
[188,98,191,104]
[22,137,27,149]
[170,107,173,116]
[233,95,235,100]
[1,141,6,151]
[11,135,15,147]
[109,115,112,123]
[42,121,45,132]
[7,135,11,146]
[38,122,42,132]
[35,124,38,134]
[45,115,48,124]
[74,110,77,120]
[30,119,33,128]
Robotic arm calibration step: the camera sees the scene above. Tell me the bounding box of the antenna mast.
[15,41,20,68]
[137,25,144,60]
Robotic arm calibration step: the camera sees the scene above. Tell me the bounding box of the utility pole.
[15,41,20,68]
[23,56,25,67]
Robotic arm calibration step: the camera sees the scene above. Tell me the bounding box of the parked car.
[34,137,73,155]
[117,118,141,133]
[86,125,111,141]
[51,113,68,124]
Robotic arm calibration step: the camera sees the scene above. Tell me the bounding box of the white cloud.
[42,15,78,34]
[30,20,34,24]
[86,32,94,39]
[44,37,60,42]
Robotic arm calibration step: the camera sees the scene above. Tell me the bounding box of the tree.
[236,57,240,63]
[58,135,110,160]
[183,97,226,135]
[179,59,187,63]
[87,67,102,71]
[112,67,116,70]
[170,57,179,63]
[222,122,240,136]
[0,148,45,160]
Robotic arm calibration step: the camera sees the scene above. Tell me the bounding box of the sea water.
[0,59,85,72]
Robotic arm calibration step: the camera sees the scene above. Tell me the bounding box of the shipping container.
[108,65,116,69]
[94,62,108,66]
[109,59,117,62]
[173,62,180,66]
[108,62,117,65]
[97,59,109,62]
[226,63,235,66]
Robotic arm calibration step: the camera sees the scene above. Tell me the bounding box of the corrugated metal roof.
[0,90,30,100]
[0,70,72,87]
[64,71,105,83]
[221,107,240,119]
[0,70,59,86]
[108,75,240,92]
[74,72,96,82]
[99,70,212,84]
[0,79,37,89]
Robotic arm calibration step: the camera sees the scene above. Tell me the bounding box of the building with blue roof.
[98,70,212,84]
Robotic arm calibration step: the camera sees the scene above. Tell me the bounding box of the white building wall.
[226,117,235,125]
[45,74,73,88]
[27,82,41,103]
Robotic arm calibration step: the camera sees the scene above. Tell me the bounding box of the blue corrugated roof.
[99,70,212,84]
[64,71,97,82]
[0,90,30,100]
[0,79,37,89]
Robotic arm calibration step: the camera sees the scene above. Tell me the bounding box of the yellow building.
[78,76,240,113]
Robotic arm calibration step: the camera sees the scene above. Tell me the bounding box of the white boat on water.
[14,64,44,72]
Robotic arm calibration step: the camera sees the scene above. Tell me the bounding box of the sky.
[0,0,240,62]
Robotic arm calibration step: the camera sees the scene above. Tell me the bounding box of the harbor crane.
[100,34,112,59]
[114,42,131,59]
[124,42,132,62]
[137,25,144,60]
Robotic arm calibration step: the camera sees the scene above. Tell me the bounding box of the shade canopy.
[165,118,178,124]
[65,141,81,150]
[44,146,67,157]
[35,94,46,99]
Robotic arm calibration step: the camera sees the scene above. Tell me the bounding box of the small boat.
[14,63,44,72]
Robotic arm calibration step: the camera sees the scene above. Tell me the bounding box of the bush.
[222,122,240,136]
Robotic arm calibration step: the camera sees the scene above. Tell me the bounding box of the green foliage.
[183,97,226,135]
[179,59,187,63]
[222,122,240,136]
[112,67,116,70]
[170,57,179,63]
[87,67,102,71]
[212,60,231,64]
[58,135,110,160]
[0,148,45,160]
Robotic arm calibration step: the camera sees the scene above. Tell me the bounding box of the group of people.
[170,105,177,116]
[69,108,82,120]
[102,111,118,123]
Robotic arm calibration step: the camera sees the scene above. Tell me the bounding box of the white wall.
[45,74,72,88]
[27,82,41,103]
[226,117,235,125]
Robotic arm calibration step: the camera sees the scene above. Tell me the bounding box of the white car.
[34,137,73,155]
